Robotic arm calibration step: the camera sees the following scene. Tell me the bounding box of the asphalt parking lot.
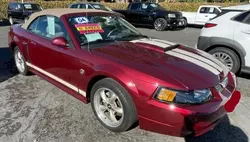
[0,25,250,142]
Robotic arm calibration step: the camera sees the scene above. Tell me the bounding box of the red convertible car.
[8,9,241,137]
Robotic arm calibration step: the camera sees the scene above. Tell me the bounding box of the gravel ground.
[0,25,249,142]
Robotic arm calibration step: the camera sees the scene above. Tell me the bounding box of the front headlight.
[168,14,176,18]
[154,87,213,104]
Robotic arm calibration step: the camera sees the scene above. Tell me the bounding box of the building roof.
[22,8,111,29]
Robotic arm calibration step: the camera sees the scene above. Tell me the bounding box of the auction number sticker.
[74,17,89,24]
[75,23,104,34]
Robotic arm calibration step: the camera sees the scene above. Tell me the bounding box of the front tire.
[90,78,137,132]
[154,18,167,31]
[208,47,240,73]
[14,47,29,75]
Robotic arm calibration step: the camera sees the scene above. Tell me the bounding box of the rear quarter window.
[129,3,140,10]
[233,11,250,22]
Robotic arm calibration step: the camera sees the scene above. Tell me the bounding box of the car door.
[126,3,141,24]
[26,15,81,93]
[234,11,250,67]
[139,3,154,25]
[195,7,212,25]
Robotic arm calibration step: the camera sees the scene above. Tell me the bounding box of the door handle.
[205,15,208,17]
[30,40,37,45]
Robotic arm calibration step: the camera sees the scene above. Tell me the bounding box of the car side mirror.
[51,37,68,47]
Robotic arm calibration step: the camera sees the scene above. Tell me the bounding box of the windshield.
[23,4,42,11]
[92,4,112,11]
[69,15,145,46]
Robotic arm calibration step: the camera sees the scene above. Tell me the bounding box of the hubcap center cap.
[107,104,112,109]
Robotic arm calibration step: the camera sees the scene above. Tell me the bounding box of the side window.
[70,4,76,8]
[234,11,250,22]
[27,17,39,33]
[86,4,93,9]
[28,16,68,40]
[130,3,140,10]
[80,4,86,9]
[76,4,81,9]
[199,7,209,14]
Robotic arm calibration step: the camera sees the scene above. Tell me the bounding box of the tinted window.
[80,4,86,9]
[92,4,111,11]
[28,16,68,40]
[70,4,76,8]
[234,11,250,22]
[9,3,22,10]
[199,7,210,14]
[130,3,140,10]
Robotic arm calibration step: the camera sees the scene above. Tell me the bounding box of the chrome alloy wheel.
[93,88,124,127]
[14,49,25,73]
[154,18,166,31]
[212,52,233,70]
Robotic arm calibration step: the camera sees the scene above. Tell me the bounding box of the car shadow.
[238,73,250,80]
[185,115,248,142]
[0,47,18,82]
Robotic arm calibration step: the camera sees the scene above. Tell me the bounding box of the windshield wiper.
[117,34,148,41]
[81,39,115,46]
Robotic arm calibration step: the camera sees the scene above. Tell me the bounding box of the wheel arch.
[85,66,139,104]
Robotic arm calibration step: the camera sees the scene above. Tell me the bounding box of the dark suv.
[7,2,43,25]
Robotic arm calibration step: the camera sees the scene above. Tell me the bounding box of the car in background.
[69,2,124,18]
[8,8,240,137]
[7,2,43,25]
[197,10,250,74]
[114,2,186,31]
[182,5,221,26]
[182,4,250,26]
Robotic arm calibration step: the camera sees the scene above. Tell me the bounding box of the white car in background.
[182,4,250,26]
[196,10,250,74]
[182,5,221,26]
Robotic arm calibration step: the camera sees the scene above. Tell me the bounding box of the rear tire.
[90,78,137,132]
[154,18,167,31]
[208,47,240,73]
[14,47,29,75]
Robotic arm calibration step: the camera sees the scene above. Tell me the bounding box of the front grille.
[175,13,183,19]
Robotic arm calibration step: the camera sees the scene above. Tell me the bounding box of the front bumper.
[167,18,186,28]
[137,73,241,137]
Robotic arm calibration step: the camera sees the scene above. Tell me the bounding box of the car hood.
[91,38,229,90]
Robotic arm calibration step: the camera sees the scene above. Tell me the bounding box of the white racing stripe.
[130,38,170,48]
[173,48,223,72]
[166,51,220,75]
[151,38,176,46]
[26,62,86,97]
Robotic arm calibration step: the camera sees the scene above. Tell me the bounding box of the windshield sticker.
[47,17,55,35]
[75,23,104,34]
[74,17,89,24]
[85,33,103,43]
